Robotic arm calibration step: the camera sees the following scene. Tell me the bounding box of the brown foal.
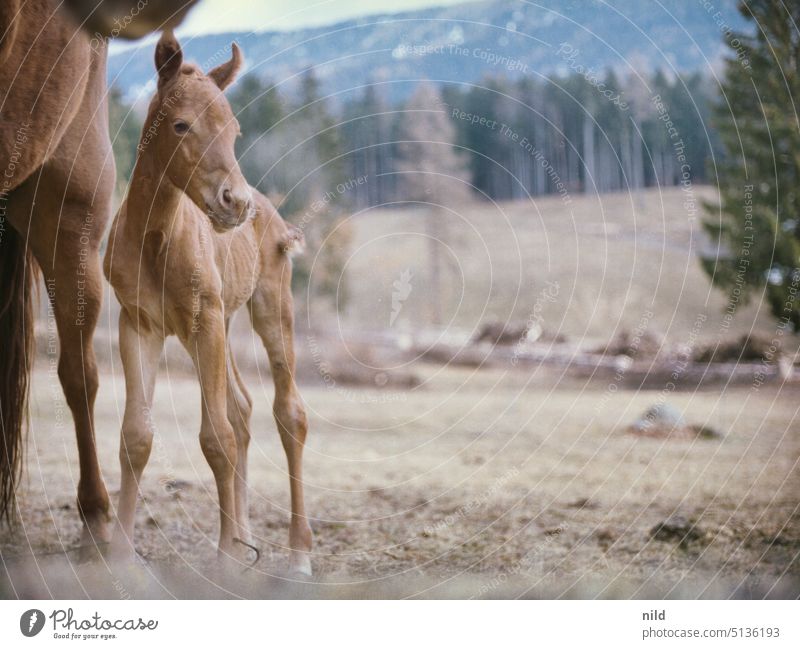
[103,32,312,575]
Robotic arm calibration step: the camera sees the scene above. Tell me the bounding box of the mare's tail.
[0,225,35,524]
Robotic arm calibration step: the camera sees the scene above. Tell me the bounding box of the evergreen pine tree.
[396,81,470,324]
[228,74,284,194]
[703,0,800,331]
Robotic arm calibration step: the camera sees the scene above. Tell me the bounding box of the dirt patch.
[1,368,798,599]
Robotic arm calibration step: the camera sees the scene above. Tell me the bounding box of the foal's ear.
[155,29,183,87]
[208,42,243,91]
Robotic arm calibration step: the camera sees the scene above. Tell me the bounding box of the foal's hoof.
[287,552,313,580]
[105,540,142,566]
[77,518,113,563]
[77,541,109,564]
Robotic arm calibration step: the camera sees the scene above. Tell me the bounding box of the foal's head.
[148,31,253,231]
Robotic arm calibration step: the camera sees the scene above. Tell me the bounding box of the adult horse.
[0,0,197,551]
[60,0,199,40]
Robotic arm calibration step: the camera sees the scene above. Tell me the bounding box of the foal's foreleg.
[184,306,239,559]
[109,310,163,559]
[250,280,312,576]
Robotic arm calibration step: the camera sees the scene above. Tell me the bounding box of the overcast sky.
[179,0,470,34]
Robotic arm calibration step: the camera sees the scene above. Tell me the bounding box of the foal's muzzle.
[206,184,254,231]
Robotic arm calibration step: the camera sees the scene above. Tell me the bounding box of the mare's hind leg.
[226,341,253,546]
[10,78,115,554]
[249,276,312,576]
[109,310,164,560]
[28,221,112,552]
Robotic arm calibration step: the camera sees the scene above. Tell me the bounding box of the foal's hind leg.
[249,279,312,576]
[226,342,253,546]
[109,310,164,560]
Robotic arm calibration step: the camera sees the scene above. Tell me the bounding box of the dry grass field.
[1,363,797,599]
[2,188,798,599]
[338,187,776,344]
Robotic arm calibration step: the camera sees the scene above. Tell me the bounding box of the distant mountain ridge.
[108,0,748,104]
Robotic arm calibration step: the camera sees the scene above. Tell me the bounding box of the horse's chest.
[109,222,260,336]
[109,241,207,337]
[216,237,260,314]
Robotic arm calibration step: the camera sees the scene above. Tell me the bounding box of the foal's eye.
[173,120,190,135]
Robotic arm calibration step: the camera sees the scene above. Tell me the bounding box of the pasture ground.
[2,364,798,599]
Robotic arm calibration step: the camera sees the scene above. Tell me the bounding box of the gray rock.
[633,403,686,432]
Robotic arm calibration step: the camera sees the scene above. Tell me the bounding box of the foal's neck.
[127,146,186,237]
